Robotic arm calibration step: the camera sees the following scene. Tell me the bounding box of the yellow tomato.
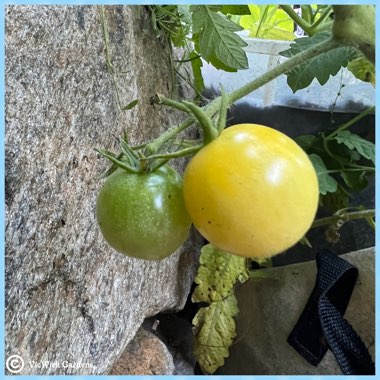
[183,124,319,259]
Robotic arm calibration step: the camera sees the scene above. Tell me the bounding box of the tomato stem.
[144,118,194,156]
[325,106,375,140]
[280,5,313,35]
[182,101,218,144]
[311,209,375,228]
[225,37,342,106]
[280,5,333,36]
[332,5,375,63]
[216,86,228,133]
[152,93,193,114]
[145,35,349,162]
[140,144,203,161]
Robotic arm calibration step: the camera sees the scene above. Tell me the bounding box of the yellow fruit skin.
[183,124,319,259]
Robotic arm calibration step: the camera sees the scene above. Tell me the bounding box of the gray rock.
[219,247,375,375]
[144,314,196,375]
[109,327,175,375]
[5,5,199,375]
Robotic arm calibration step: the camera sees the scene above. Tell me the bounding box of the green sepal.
[95,148,139,174]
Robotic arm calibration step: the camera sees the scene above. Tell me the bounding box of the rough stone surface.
[144,314,196,375]
[109,327,175,375]
[218,247,375,375]
[5,5,199,375]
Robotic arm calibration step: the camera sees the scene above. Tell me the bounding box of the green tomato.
[96,165,191,260]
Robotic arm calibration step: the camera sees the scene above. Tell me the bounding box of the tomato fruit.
[96,165,191,260]
[183,124,319,259]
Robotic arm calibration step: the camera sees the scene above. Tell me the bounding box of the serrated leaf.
[192,244,249,303]
[347,53,375,85]
[334,130,375,164]
[240,5,295,41]
[193,295,239,374]
[280,32,357,92]
[191,5,248,70]
[309,153,338,195]
[220,5,251,16]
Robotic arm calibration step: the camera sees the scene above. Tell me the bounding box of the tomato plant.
[183,124,319,259]
[96,165,191,260]
[98,5,374,375]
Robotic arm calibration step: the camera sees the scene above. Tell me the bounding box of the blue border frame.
[1,1,377,379]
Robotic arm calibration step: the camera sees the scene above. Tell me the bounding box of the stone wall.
[5,5,198,375]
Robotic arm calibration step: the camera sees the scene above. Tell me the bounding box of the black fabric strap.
[288,249,375,375]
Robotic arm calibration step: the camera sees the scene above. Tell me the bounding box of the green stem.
[332,5,375,63]
[142,144,202,161]
[281,5,312,34]
[324,167,375,174]
[255,5,270,38]
[310,6,332,31]
[182,101,218,144]
[99,6,127,112]
[311,209,375,228]
[350,164,375,171]
[144,118,194,156]
[217,87,228,133]
[366,217,376,230]
[145,36,344,159]
[226,38,340,106]
[174,54,202,63]
[326,106,375,139]
[152,93,192,114]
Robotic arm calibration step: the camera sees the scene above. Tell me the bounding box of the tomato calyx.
[97,88,230,178]
[96,134,204,178]
[96,136,146,178]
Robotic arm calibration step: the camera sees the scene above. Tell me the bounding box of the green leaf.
[191,5,248,70]
[341,171,368,191]
[220,5,251,16]
[334,130,375,164]
[280,32,357,92]
[320,185,349,213]
[309,153,338,195]
[193,295,239,374]
[177,4,192,27]
[192,244,249,303]
[293,134,317,151]
[299,236,312,248]
[347,54,375,85]
[190,52,204,95]
[121,99,138,111]
[240,5,295,41]
[207,54,238,72]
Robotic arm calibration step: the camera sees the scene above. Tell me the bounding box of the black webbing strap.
[287,249,375,375]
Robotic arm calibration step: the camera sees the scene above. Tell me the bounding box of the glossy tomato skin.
[96,165,191,260]
[183,124,319,259]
